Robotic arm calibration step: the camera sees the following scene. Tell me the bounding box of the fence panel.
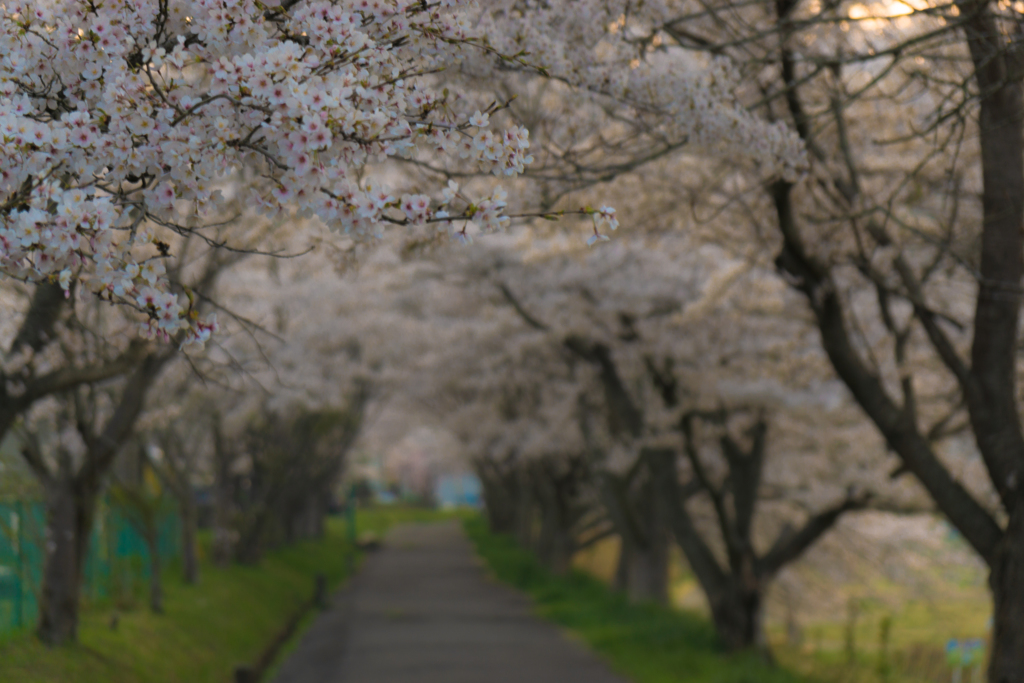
[0,498,180,637]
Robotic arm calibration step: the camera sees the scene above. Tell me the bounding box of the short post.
[314,573,328,610]
[234,665,257,683]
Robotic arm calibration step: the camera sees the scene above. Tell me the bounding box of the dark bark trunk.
[608,523,669,603]
[310,494,327,539]
[616,479,670,604]
[613,538,630,592]
[604,454,671,605]
[539,519,574,575]
[234,510,269,565]
[535,488,574,575]
[486,489,516,535]
[958,6,1024,682]
[37,479,81,645]
[307,494,326,539]
[478,463,517,535]
[514,468,535,549]
[180,497,199,585]
[989,508,1024,683]
[212,436,234,566]
[624,542,668,604]
[632,473,671,605]
[650,448,766,652]
[770,2,1024,677]
[531,467,571,574]
[707,584,767,655]
[34,352,170,644]
[285,494,325,543]
[37,476,98,645]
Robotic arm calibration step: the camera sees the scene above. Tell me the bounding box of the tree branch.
[497,282,551,331]
[77,350,176,488]
[773,180,1002,562]
[9,282,67,358]
[758,489,870,577]
[22,341,149,407]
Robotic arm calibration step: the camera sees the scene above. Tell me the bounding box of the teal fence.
[0,498,180,637]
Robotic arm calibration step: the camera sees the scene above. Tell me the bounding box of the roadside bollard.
[234,665,256,683]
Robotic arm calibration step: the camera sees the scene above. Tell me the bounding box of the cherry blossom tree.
[0,0,589,345]
[15,351,174,643]
[622,3,1022,677]
[110,440,171,614]
[380,233,911,655]
[496,248,880,652]
[137,392,216,585]
[0,0,818,341]
[420,1,1024,675]
[3,226,241,644]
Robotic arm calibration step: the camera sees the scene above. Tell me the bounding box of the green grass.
[467,517,993,683]
[0,506,458,683]
[6,506,974,683]
[464,516,815,683]
[769,596,990,683]
[355,505,475,537]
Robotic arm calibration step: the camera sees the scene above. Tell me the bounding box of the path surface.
[271,520,630,683]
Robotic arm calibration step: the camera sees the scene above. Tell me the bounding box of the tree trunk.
[38,479,81,645]
[629,475,670,605]
[989,508,1024,683]
[536,496,574,575]
[478,466,517,535]
[613,538,630,592]
[548,528,573,576]
[514,468,535,549]
[649,447,768,653]
[234,504,272,565]
[537,522,574,575]
[37,477,97,645]
[146,530,163,614]
[624,540,668,605]
[310,493,327,539]
[180,497,199,585]
[604,461,670,605]
[212,461,233,566]
[287,494,325,542]
[708,585,767,655]
[958,6,1024,683]
[532,469,574,575]
[212,415,234,566]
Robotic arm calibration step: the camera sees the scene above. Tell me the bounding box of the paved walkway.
[271,520,630,683]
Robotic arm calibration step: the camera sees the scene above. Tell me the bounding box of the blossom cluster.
[586,206,618,245]
[475,0,808,178]
[0,0,535,346]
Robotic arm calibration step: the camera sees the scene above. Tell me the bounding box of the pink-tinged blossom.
[441,180,460,205]
[0,0,649,343]
[596,206,618,231]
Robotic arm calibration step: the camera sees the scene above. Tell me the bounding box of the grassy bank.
[464,516,813,683]
[770,597,990,683]
[0,507,455,683]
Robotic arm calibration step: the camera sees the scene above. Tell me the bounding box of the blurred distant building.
[434,473,482,509]
[348,425,474,507]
